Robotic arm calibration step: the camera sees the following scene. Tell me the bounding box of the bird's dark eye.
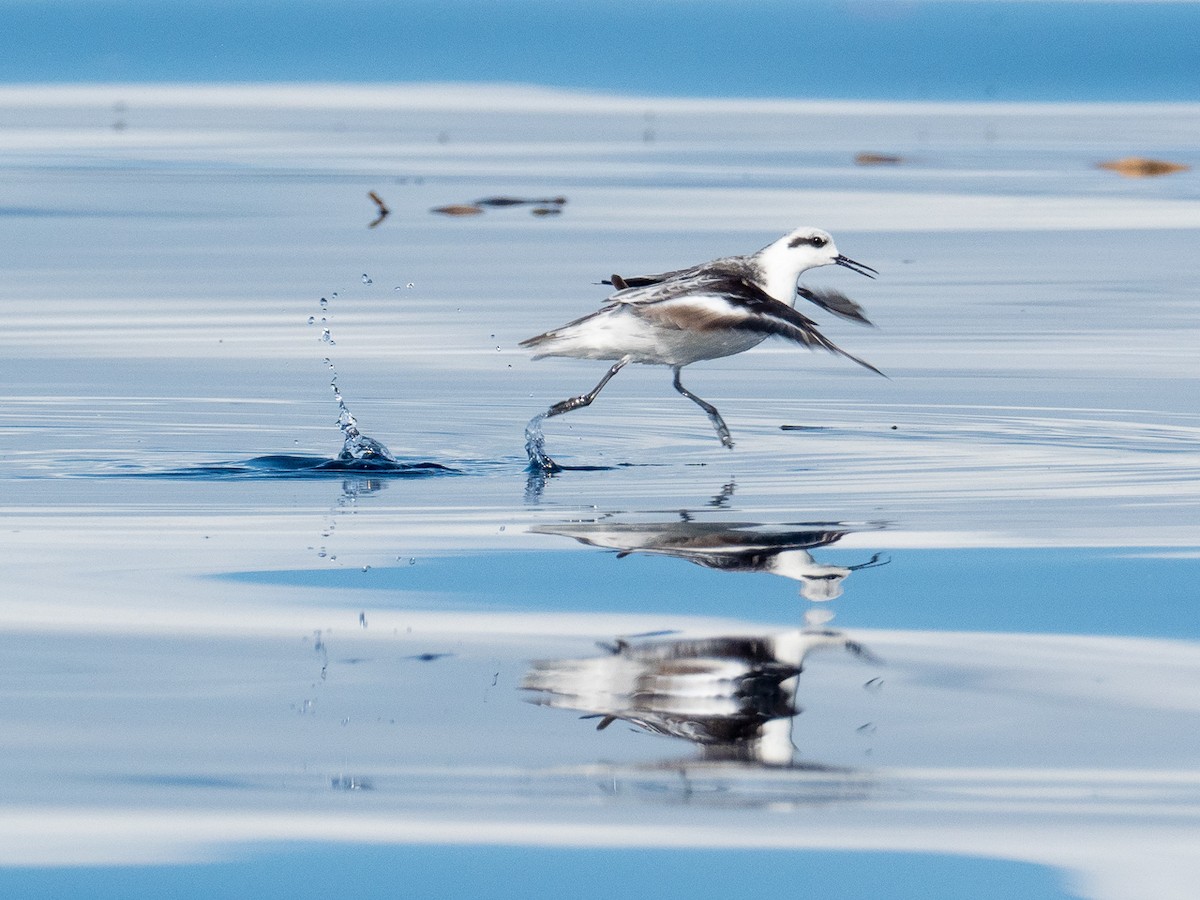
[788,233,829,249]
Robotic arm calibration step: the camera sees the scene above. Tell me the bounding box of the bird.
[521,226,882,469]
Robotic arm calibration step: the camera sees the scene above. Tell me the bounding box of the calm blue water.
[2,0,1198,101]
[0,845,1073,900]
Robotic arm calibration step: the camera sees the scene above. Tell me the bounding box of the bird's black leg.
[525,356,631,472]
[545,356,630,418]
[672,366,733,449]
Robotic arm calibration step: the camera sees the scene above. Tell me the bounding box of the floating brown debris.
[433,196,569,218]
[855,152,904,166]
[430,204,484,216]
[475,195,567,207]
[1096,157,1190,178]
[367,191,390,228]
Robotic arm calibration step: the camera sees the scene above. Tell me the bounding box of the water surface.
[1,86,1198,899]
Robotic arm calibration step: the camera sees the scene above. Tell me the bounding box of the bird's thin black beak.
[835,254,878,279]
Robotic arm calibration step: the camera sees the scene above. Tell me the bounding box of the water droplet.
[408,557,416,566]
[331,292,338,299]
[406,282,415,289]
[361,273,373,284]
[307,316,315,325]
[361,566,371,574]
[320,297,328,309]
[321,330,335,344]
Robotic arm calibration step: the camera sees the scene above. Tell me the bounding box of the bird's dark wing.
[602,255,751,291]
[634,275,886,377]
[602,260,757,304]
[603,266,696,288]
[609,266,875,327]
[523,261,752,348]
[795,284,874,326]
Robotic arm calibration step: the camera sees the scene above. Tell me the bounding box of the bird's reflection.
[532,519,887,602]
[523,628,878,767]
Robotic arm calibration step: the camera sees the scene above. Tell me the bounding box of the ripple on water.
[511,398,1200,538]
[103,454,460,480]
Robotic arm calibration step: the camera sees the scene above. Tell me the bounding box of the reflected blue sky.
[0,845,1074,900]
[222,545,1200,639]
[1,0,1197,100]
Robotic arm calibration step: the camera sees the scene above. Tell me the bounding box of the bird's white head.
[755,226,877,303]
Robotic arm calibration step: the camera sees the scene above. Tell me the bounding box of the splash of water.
[312,291,396,463]
[332,371,396,462]
[524,412,560,473]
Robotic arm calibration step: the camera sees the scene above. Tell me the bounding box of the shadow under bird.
[522,227,882,469]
